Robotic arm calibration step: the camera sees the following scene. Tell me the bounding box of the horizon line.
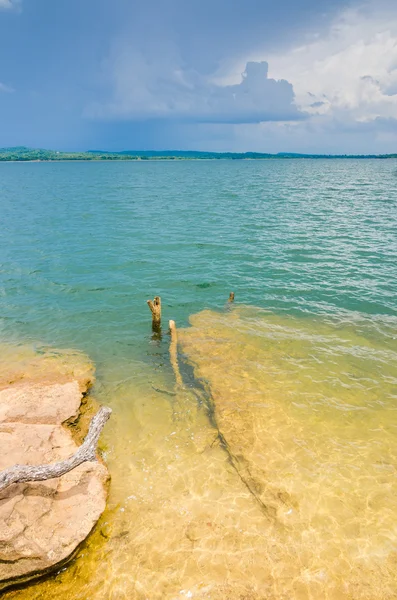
[1,146,397,158]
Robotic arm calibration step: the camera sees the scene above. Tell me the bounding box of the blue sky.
[0,0,396,152]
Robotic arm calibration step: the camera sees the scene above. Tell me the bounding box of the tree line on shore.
[1,146,396,161]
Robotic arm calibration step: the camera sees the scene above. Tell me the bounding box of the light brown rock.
[0,352,109,592]
[0,381,82,425]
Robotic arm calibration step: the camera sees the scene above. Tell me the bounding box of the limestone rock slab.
[0,351,109,592]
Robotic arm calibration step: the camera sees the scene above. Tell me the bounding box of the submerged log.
[169,319,177,338]
[0,406,111,493]
[147,296,162,330]
[169,320,183,387]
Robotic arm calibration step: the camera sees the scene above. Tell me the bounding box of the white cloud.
[0,82,14,93]
[205,62,302,123]
[93,0,397,132]
[263,0,397,123]
[203,0,397,153]
[85,0,397,152]
[89,45,303,124]
[0,0,20,11]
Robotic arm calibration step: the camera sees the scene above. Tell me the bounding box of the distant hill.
[0,147,396,161]
[0,147,136,161]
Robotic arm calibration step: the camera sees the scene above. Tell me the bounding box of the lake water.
[1,160,397,599]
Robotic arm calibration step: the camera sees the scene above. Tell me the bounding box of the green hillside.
[0,147,396,161]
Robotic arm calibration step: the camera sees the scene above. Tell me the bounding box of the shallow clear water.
[1,160,397,599]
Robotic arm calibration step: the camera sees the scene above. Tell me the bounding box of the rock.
[178,309,299,522]
[0,349,109,592]
[0,381,82,425]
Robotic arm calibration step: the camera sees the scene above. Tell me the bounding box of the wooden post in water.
[147,296,162,331]
[228,292,235,303]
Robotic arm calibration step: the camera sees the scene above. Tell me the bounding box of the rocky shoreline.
[0,347,109,592]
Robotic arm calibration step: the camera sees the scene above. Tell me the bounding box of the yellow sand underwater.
[3,305,397,599]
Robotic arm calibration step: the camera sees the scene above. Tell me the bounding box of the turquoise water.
[1,159,397,600]
[1,159,396,358]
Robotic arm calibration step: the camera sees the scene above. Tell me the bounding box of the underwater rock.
[0,350,109,592]
[179,309,299,521]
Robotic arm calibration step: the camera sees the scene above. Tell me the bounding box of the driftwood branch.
[0,406,112,493]
[147,296,162,330]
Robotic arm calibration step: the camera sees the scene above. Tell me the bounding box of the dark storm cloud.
[0,0,353,149]
[91,61,304,123]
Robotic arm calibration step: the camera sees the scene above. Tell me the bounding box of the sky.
[0,0,397,153]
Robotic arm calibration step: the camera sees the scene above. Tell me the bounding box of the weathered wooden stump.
[147,296,162,331]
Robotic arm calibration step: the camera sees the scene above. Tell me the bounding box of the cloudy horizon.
[1,0,397,153]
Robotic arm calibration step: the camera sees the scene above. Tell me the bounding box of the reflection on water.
[3,305,397,599]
